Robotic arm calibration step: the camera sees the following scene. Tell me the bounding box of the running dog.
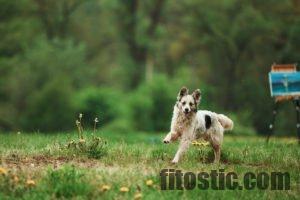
[163,87,233,163]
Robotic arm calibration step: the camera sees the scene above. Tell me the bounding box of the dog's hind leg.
[212,144,221,163]
[171,139,190,163]
[209,124,223,163]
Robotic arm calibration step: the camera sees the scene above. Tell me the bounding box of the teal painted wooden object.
[269,72,300,97]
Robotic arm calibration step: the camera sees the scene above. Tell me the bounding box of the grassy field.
[0,131,299,199]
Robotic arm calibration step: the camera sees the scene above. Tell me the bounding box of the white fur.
[163,91,233,164]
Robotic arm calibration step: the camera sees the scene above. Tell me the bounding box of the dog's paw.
[163,139,170,144]
[171,159,178,164]
[213,159,220,164]
[163,135,171,144]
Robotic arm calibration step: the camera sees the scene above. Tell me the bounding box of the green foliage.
[1,0,300,135]
[62,136,108,159]
[0,172,28,198]
[14,38,89,89]
[228,112,256,136]
[56,113,108,159]
[128,75,178,132]
[0,133,299,199]
[0,0,35,56]
[0,38,89,132]
[127,89,154,131]
[21,77,75,132]
[102,118,133,133]
[44,166,92,198]
[75,87,123,127]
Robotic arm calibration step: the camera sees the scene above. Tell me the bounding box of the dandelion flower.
[134,193,142,199]
[79,139,85,143]
[94,118,99,123]
[120,186,129,192]
[0,167,7,175]
[79,113,83,119]
[146,179,153,186]
[100,184,111,192]
[12,175,19,183]
[26,179,36,187]
[17,132,21,135]
[200,141,210,146]
[192,140,209,147]
[76,120,80,125]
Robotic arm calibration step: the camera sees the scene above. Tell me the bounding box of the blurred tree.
[33,0,88,39]
[0,0,36,130]
[74,87,122,127]
[4,38,89,131]
[0,0,299,134]
[22,77,75,132]
[116,0,166,87]
[178,0,297,133]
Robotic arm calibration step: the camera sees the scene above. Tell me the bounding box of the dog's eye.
[182,101,186,105]
[189,102,193,106]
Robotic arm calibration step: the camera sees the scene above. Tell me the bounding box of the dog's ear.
[192,89,201,104]
[177,87,188,101]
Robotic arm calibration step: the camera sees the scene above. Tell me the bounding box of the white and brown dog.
[163,87,233,163]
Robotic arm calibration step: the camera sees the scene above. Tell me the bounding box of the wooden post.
[294,98,300,144]
[267,63,300,143]
[266,101,279,143]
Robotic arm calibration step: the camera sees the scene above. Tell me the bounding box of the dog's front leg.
[164,105,180,144]
[163,132,180,143]
[163,132,172,143]
[171,139,190,164]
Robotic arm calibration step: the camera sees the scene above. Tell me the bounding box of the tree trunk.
[146,54,154,82]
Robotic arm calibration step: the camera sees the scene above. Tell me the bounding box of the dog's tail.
[217,114,233,131]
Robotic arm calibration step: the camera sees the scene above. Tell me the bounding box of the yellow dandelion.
[146,179,153,186]
[134,193,143,199]
[192,140,209,147]
[100,185,111,192]
[120,186,129,192]
[0,167,7,175]
[26,179,36,187]
[200,141,210,146]
[79,139,85,143]
[12,175,19,183]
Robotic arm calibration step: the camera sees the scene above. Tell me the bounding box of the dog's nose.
[185,108,189,113]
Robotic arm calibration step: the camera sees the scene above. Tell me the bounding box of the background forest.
[1,0,300,136]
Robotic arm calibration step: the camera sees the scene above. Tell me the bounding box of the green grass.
[0,131,299,199]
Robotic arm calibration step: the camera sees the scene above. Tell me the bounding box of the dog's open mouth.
[184,110,190,115]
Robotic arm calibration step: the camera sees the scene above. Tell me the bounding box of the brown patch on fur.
[170,132,181,141]
[177,87,189,101]
[192,89,201,104]
[172,112,196,139]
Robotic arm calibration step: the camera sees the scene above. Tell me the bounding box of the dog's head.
[177,87,201,115]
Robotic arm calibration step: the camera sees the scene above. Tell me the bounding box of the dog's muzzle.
[184,108,190,114]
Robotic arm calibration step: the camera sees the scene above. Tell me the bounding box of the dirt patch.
[1,154,101,171]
